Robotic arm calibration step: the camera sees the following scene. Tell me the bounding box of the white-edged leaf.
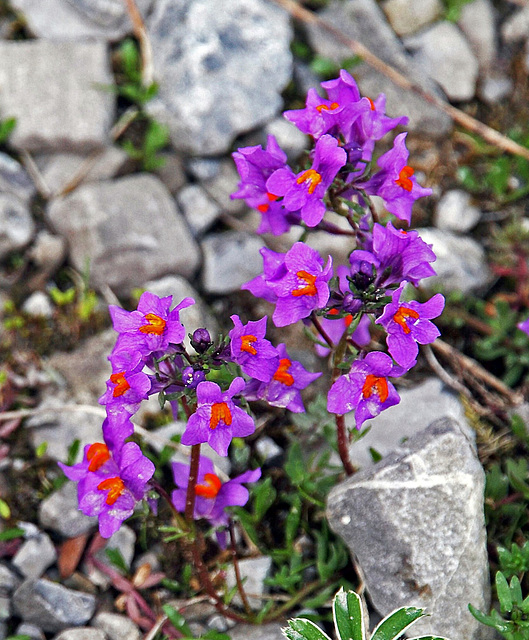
[283,618,333,640]
[333,587,365,640]
[370,606,425,640]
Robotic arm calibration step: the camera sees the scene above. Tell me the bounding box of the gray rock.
[501,6,529,44]
[0,41,114,152]
[188,157,247,216]
[416,227,491,293]
[45,329,115,405]
[479,73,513,104]
[53,629,106,640]
[177,184,221,236]
[10,0,152,41]
[26,397,105,462]
[12,531,57,579]
[0,152,35,203]
[327,417,490,640]
[28,231,67,275]
[0,597,9,621]
[229,623,286,640]
[264,118,308,162]
[46,174,200,295]
[15,623,46,640]
[22,292,54,319]
[382,0,442,37]
[0,622,5,640]
[12,579,96,632]
[147,0,292,155]
[346,377,467,469]
[255,436,283,463]
[153,152,187,195]
[458,0,496,72]
[225,556,272,610]
[306,0,452,136]
[35,147,129,197]
[0,563,21,594]
[92,612,141,640]
[38,481,97,538]
[404,22,479,101]
[0,193,35,259]
[434,189,481,232]
[201,231,265,294]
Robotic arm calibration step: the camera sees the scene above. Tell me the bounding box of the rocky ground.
[1,1,529,640]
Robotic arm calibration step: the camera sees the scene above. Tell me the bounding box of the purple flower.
[327,352,402,429]
[244,343,321,412]
[231,135,292,235]
[266,135,347,227]
[283,87,349,139]
[180,378,255,456]
[171,455,261,530]
[376,283,445,368]
[229,315,279,382]
[359,133,432,225]
[59,441,155,538]
[266,243,333,327]
[98,365,151,418]
[241,247,286,304]
[518,317,529,336]
[110,292,194,355]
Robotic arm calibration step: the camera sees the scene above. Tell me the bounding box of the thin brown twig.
[229,521,253,617]
[124,0,154,86]
[273,0,529,162]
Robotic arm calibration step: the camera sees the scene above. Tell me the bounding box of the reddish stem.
[184,444,201,522]
[311,314,334,349]
[229,521,253,617]
[336,414,356,476]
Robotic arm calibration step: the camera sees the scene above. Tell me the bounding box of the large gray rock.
[0,193,35,259]
[382,0,442,37]
[417,227,491,293]
[12,531,57,579]
[10,0,152,41]
[346,377,466,469]
[92,612,141,640]
[201,231,265,294]
[38,481,97,538]
[12,579,96,632]
[147,0,292,155]
[225,556,273,610]
[0,152,35,203]
[46,174,200,295]
[306,0,452,136]
[187,157,247,216]
[0,41,114,152]
[177,184,221,236]
[458,0,496,73]
[327,417,490,640]
[404,22,479,102]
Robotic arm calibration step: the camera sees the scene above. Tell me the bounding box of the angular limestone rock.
[327,418,491,640]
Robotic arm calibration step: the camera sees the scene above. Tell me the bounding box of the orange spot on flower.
[86,443,111,472]
[296,169,322,195]
[366,97,376,111]
[241,334,258,355]
[328,308,353,326]
[110,372,130,398]
[292,270,318,297]
[395,166,414,192]
[97,477,125,505]
[316,102,339,113]
[210,402,232,430]
[392,306,420,334]
[273,358,294,386]
[362,374,389,403]
[257,192,279,213]
[195,473,222,499]
[140,313,166,335]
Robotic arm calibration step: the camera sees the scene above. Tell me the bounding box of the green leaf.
[371,607,425,640]
[510,574,523,606]
[105,547,130,573]
[35,441,48,458]
[285,494,302,549]
[333,588,365,640]
[284,618,333,640]
[162,604,194,637]
[468,603,499,629]
[252,477,277,521]
[0,527,25,542]
[496,571,513,613]
[0,117,16,144]
[0,499,10,520]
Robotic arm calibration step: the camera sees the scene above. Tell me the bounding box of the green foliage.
[0,116,16,145]
[105,547,130,573]
[469,571,529,640]
[0,527,25,542]
[284,588,449,640]
[115,38,160,107]
[498,541,529,579]
[121,118,170,171]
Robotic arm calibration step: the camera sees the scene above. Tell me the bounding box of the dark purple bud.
[191,328,212,354]
[182,366,206,389]
[342,293,363,314]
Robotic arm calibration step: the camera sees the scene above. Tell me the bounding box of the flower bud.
[182,366,206,389]
[191,328,212,354]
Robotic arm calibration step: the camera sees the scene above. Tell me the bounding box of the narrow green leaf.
[162,604,193,637]
[284,618,333,640]
[510,574,523,605]
[333,588,365,640]
[371,607,425,640]
[0,527,25,542]
[105,548,129,573]
[496,571,513,613]
[0,499,10,520]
